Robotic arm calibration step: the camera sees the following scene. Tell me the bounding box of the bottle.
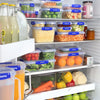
[8,4,19,42]
[0,4,2,44]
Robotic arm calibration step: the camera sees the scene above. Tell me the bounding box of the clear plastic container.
[0,67,15,100]
[72,22,85,31]
[45,22,56,27]
[41,0,62,8]
[21,49,41,61]
[62,9,82,19]
[57,22,72,27]
[25,59,55,71]
[31,21,45,27]
[32,27,56,43]
[41,8,62,18]
[55,31,85,42]
[55,50,85,68]
[57,27,72,32]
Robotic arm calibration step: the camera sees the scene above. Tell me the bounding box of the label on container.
[68,53,79,56]
[50,8,60,12]
[69,48,79,51]
[72,4,81,8]
[63,27,71,30]
[42,27,52,30]
[0,73,11,80]
[31,21,35,25]
[30,3,35,7]
[72,9,81,13]
[7,65,21,71]
[77,22,84,25]
[35,60,49,64]
[63,22,71,25]
[68,32,79,35]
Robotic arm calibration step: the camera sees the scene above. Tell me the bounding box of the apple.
[84,97,89,100]
[64,94,72,100]
[73,94,79,100]
[79,92,86,99]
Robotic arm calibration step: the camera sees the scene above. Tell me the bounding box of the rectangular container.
[45,22,56,27]
[41,0,62,8]
[25,59,55,71]
[41,8,62,18]
[55,31,85,42]
[57,22,72,27]
[72,22,85,32]
[32,27,56,43]
[31,21,45,27]
[62,9,82,19]
[57,27,72,32]
[55,50,85,68]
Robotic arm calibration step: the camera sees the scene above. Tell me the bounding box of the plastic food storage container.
[31,21,45,27]
[21,49,41,61]
[30,73,55,93]
[45,22,56,27]
[62,9,82,19]
[57,22,72,27]
[41,0,62,8]
[57,27,72,32]
[41,8,62,18]
[55,51,85,68]
[63,4,81,10]
[32,27,56,43]
[0,68,15,100]
[25,59,55,71]
[39,48,56,60]
[72,22,84,31]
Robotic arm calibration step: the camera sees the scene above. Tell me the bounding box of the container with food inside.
[63,4,81,10]
[57,22,72,27]
[57,27,72,32]
[31,21,45,27]
[62,9,82,19]
[45,22,56,27]
[25,59,55,71]
[41,8,62,18]
[55,50,85,68]
[41,0,62,8]
[32,27,56,43]
[72,22,85,31]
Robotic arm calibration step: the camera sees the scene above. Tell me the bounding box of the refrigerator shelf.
[25,83,95,100]
[0,39,35,63]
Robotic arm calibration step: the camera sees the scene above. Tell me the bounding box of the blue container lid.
[73,22,84,25]
[33,27,56,30]
[41,8,62,12]
[57,22,72,25]
[57,27,72,30]
[31,21,45,25]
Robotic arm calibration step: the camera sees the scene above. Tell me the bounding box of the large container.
[32,27,55,43]
[41,8,62,18]
[41,0,62,8]
[57,27,72,32]
[57,22,72,27]
[55,31,85,42]
[31,21,45,27]
[62,9,82,19]
[25,59,55,71]
[55,50,85,68]
[0,67,15,100]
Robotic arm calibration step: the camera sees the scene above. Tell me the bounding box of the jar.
[87,28,95,40]
[83,1,93,19]
[84,24,88,39]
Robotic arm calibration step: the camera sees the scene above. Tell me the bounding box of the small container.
[87,28,95,40]
[21,49,41,61]
[57,27,72,32]
[32,27,56,43]
[45,22,56,27]
[83,1,93,19]
[57,22,72,27]
[31,21,45,27]
[72,22,85,31]
[41,0,62,8]
[25,59,55,71]
[55,31,85,42]
[62,9,82,19]
[55,50,85,68]
[41,8,62,18]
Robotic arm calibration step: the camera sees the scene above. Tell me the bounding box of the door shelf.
[0,39,35,63]
[25,83,95,100]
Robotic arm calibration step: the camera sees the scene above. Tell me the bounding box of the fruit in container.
[79,92,87,100]
[57,58,66,67]
[56,80,66,89]
[75,56,83,65]
[66,57,75,66]
[72,94,80,100]
[66,80,75,87]
[64,95,73,100]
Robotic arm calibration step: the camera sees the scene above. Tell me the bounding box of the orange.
[57,58,66,67]
[70,56,75,59]
[66,57,75,66]
[61,56,68,60]
[75,56,83,65]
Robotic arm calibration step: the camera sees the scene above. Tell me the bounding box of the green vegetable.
[21,4,34,11]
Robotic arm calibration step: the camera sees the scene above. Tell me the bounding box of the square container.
[31,21,45,27]
[41,0,62,8]
[32,27,56,43]
[57,22,72,27]
[25,59,55,71]
[41,8,62,18]
[55,31,85,42]
[62,9,82,19]
[72,22,85,31]
[55,50,85,68]
[45,22,56,27]
[57,27,72,32]
[21,49,41,61]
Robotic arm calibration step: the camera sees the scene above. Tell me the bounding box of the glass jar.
[87,28,95,40]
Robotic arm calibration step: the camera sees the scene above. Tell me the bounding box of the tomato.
[26,57,31,61]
